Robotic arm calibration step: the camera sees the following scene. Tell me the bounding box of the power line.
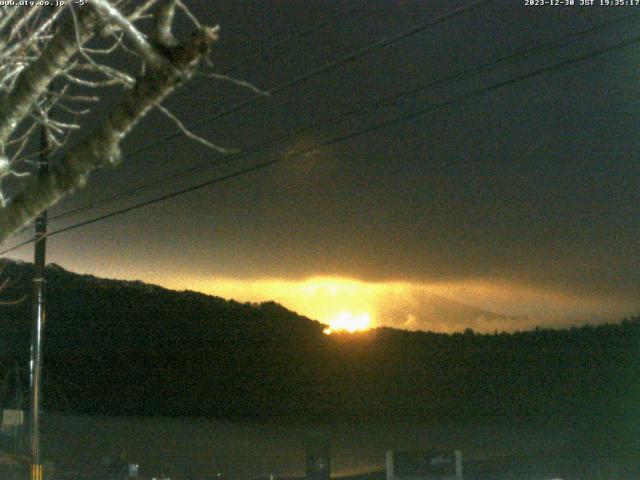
[0,0,496,242]
[126,0,496,158]
[3,32,638,256]
[228,1,362,72]
[48,11,640,224]
[2,236,35,255]
[173,1,363,98]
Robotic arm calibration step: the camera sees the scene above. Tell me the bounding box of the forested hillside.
[0,261,638,426]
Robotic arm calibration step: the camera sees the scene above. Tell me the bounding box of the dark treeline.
[0,260,638,427]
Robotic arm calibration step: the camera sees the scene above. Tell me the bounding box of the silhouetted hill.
[0,260,638,428]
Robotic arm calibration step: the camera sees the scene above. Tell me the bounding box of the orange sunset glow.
[323,312,372,334]
[134,274,640,334]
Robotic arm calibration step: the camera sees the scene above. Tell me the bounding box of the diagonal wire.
[3,32,639,256]
[47,11,640,224]
[125,0,497,158]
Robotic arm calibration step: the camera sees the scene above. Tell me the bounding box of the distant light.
[324,312,371,334]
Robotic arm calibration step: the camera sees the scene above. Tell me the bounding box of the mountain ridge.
[0,259,638,426]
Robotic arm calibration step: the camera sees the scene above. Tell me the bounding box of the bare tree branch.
[0,1,236,246]
[0,8,98,145]
[156,103,236,154]
[200,72,270,97]
[0,23,220,243]
[154,0,179,48]
[90,0,168,68]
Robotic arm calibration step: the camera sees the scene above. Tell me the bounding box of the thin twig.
[156,103,237,154]
[200,72,270,97]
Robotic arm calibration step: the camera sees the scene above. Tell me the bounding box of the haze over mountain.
[377,291,528,333]
[0,260,637,430]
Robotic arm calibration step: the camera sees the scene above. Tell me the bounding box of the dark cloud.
[7,1,639,324]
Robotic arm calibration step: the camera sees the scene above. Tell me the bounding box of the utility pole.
[30,123,49,480]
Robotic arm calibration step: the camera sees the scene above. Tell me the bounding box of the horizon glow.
[6,253,638,333]
[323,312,372,334]
[157,274,639,333]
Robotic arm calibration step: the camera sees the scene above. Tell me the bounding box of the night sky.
[4,0,640,332]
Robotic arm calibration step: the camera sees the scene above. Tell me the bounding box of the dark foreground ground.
[1,413,638,480]
[343,455,640,480]
[3,456,637,480]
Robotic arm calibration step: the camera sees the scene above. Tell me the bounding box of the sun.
[323,311,372,334]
